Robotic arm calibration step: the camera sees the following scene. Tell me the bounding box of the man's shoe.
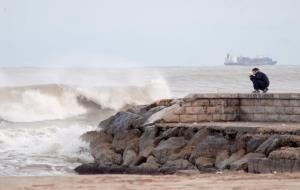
[252,90,260,93]
[263,88,268,93]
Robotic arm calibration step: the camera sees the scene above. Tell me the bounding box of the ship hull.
[224,61,277,66]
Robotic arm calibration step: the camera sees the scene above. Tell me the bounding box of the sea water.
[0,65,299,176]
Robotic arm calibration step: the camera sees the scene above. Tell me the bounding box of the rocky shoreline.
[75,95,300,174]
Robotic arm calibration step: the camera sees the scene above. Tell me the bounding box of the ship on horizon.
[224,53,277,66]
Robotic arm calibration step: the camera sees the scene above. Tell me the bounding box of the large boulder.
[133,126,158,166]
[190,135,228,163]
[246,135,269,153]
[81,131,113,145]
[163,159,196,170]
[138,155,161,169]
[152,137,187,164]
[216,149,246,170]
[91,143,122,166]
[144,104,182,125]
[248,158,300,173]
[138,126,158,157]
[230,153,265,171]
[123,149,138,166]
[169,128,209,161]
[99,111,143,135]
[194,157,216,172]
[112,129,141,153]
[268,147,300,160]
[255,135,291,155]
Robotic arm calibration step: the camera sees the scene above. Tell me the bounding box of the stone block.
[253,106,265,114]
[191,99,209,106]
[162,114,180,123]
[212,114,226,121]
[180,114,197,123]
[264,106,277,114]
[226,99,240,106]
[266,114,280,122]
[225,114,238,121]
[290,94,300,99]
[289,115,300,122]
[224,106,239,114]
[274,107,294,115]
[252,114,265,122]
[185,106,206,114]
[173,107,185,115]
[293,107,300,114]
[239,114,253,121]
[197,114,213,122]
[206,106,217,114]
[253,114,279,122]
[278,115,291,122]
[240,106,255,114]
[290,100,300,106]
[209,99,226,106]
[273,100,291,107]
[256,99,274,106]
[240,99,255,106]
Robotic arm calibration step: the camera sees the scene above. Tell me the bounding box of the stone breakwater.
[75,93,300,174]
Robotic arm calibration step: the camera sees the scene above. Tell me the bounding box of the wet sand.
[1,172,300,190]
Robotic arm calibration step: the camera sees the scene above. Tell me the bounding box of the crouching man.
[249,68,269,93]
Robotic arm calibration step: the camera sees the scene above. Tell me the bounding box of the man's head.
[252,68,259,75]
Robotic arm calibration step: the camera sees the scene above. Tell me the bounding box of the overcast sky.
[0,0,299,67]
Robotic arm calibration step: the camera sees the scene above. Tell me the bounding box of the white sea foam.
[0,79,171,122]
[0,123,95,176]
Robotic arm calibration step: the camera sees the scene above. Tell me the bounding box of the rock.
[74,163,102,174]
[137,126,158,157]
[138,156,161,169]
[216,149,246,170]
[144,104,181,125]
[133,127,158,166]
[112,129,141,153]
[163,159,196,170]
[190,135,228,163]
[268,147,300,160]
[248,158,300,173]
[126,105,151,115]
[91,143,122,166]
[246,135,269,153]
[153,137,187,164]
[123,149,137,166]
[194,157,216,172]
[99,111,143,135]
[75,164,176,175]
[182,127,199,140]
[159,127,181,139]
[255,135,291,155]
[81,131,113,144]
[169,128,208,161]
[215,150,230,169]
[230,153,265,171]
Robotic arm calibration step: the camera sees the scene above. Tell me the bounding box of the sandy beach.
[1,172,300,190]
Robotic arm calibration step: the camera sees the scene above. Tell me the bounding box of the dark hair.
[252,68,259,72]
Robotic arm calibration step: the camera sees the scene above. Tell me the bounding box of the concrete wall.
[167,93,300,123]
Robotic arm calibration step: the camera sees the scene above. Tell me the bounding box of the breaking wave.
[0,80,171,122]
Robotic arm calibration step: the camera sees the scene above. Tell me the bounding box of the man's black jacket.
[250,71,270,87]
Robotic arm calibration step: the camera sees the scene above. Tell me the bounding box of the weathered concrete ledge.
[76,93,300,174]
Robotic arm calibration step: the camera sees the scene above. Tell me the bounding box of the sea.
[0,65,299,176]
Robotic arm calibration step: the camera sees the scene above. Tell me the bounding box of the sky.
[0,0,300,67]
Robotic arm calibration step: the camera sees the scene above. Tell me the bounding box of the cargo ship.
[224,53,277,66]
